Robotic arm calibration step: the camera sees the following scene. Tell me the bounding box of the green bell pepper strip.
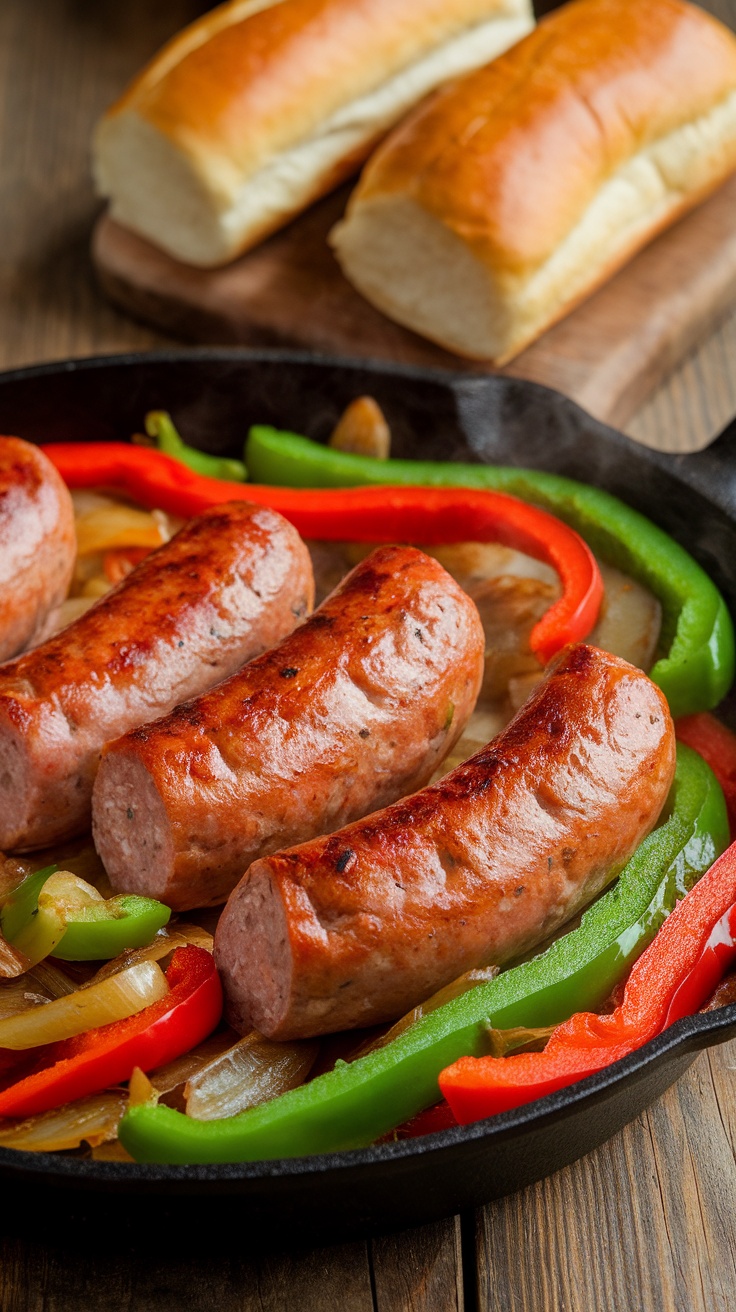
[145,411,248,483]
[0,867,171,961]
[245,426,735,717]
[119,744,727,1164]
[50,896,172,961]
[0,865,57,944]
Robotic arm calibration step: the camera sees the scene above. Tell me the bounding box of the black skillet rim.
[0,346,734,1188]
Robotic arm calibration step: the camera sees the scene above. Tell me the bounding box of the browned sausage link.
[0,436,76,662]
[0,501,313,851]
[93,545,486,911]
[214,645,676,1040]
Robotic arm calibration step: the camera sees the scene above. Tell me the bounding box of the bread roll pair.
[94,0,534,267]
[331,0,736,362]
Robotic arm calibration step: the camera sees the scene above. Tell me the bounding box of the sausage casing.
[214,644,676,1040]
[93,545,486,910]
[0,436,76,662]
[0,501,313,850]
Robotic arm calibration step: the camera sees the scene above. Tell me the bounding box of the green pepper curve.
[50,895,172,962]
[0,867,171,961]
[0,865,57,944]
[245,427,735,718]
[146,411,248,484]
[119,744,727,1164]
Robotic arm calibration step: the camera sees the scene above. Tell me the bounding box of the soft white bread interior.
[93,0,534,267]
[330,0,736,364]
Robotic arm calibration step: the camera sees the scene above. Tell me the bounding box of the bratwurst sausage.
[0,436,76,662]
[214,644,676,1040]
[93,545,486,911]
[0,501,313,850]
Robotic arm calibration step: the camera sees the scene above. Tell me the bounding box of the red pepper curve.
[41,442,602,665]
[0,946,222,1119]
[439,840,736,1123]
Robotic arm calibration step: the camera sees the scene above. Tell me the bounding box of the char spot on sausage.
[280,667,299,679]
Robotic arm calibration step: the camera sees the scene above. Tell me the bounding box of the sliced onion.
[128,1065,156,1107]
[0,1091,127,1152]
[40,596,97,638]
[48,840,114,899]
[80,576,113,600]
[427,542,558,590]
[484,1024,555,1058]
[358,966,501,1060]
[89,922,213,984]
[507,671,544,713]
[0,959,168,1049]
[184,1033,319,1121]
[71,491,126,518]
[330,396,391,459]
[90,1140,135,1162]
[0,977,51,1020]
[38,871,105,916]
[75,505,166,557]
[26,959,79,999]
[590,562,661,671]
[148,1029,240,1105]
[0,934,29,980]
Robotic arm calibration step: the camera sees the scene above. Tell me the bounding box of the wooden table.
[1,3,735,1308]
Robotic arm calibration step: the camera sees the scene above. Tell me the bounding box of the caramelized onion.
[590,562,661,671]
[75,505,166,557]
[484,1024,555,1058]
[184,1033,319,1121]
[148,1030,240,1106]
[0,934,29,980]
[26,959,79,999]
[0,977,51,1020]
[90,923,213,984]
[0,960,167,1048]
[330,397,391,459]
[0,1091,127,1153]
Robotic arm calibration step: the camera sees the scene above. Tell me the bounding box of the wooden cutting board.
[93,172,736,430]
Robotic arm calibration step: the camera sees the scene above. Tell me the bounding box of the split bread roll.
[330,0,736,364]
[93,0,534,268]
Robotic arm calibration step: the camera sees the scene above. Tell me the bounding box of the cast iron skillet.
[0,349,735,1240]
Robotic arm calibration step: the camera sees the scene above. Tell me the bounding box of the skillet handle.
[656,415,736,521]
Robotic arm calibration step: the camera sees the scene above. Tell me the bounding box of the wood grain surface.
[92,166,736,435]
[0,3,735,1310]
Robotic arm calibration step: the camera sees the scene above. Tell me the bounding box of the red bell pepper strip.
[0,946,221,1119]
[41,442,601,664]
[676,712,736,837]
[394,1100,459,1139]
[439,840,736,1123]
